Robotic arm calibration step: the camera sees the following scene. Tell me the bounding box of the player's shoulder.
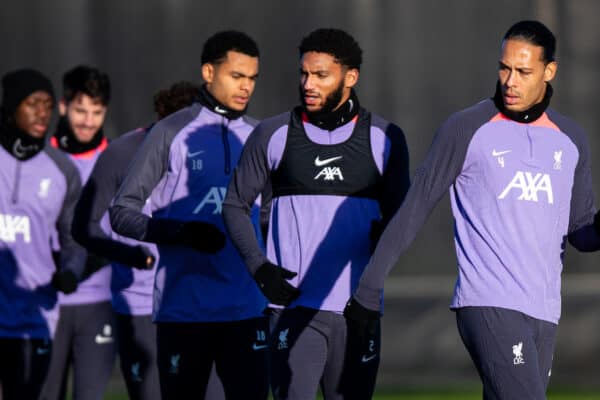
[255,111,290,132]
[143,104,203,148]
[250,111,291,140]
[111,127,147,149]
[437,98,499,140]
[99,127,148,162]
[43,145,78,176]
[546,108,590,159]
[546,107,588,143]
[242,114,260,128]
[153,103,203,135]
[448,98,498,127]
[237,111,291,154]
[42,145,81,186]
[368,110,405,138]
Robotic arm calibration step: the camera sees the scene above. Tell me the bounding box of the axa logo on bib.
[0,214,31,243]
[498,171,554,204]
[314,155,344,181]
[193,187,227,214]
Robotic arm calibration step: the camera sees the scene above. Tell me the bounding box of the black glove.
[254,262,300,306]
[82,253,111,280]
[133,245,156,270]
[343,297,380,340]
[51,270,78,294]
[177,221,226,254]
[369,219,385,254]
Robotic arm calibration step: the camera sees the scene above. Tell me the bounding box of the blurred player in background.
[0,68,85,400]
[42,65,115,400]
[72,81,205,400]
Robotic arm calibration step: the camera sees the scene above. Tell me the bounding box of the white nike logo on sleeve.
[492,149,512,157]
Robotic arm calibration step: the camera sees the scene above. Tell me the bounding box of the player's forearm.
[57,239,87,280]
[223,203,268,274]
[109,205,153,242]
[82,234,153,267]
[354,155,456,310]
[72,198,119,253]
[354,184,433,310]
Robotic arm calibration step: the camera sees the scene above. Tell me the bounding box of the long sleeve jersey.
[0,144,85,339]
[72,128,157,316]
[355,98,600,324]
[110,104,266,322]
[223,108,410,313]
[51,136,111,306]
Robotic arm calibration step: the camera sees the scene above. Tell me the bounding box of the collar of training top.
[197,84,246,120]
[303,89,360,131]
[0,121,46,161]
[53,116,106,154]
[492,81,553,123]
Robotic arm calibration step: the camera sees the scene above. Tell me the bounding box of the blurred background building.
[2,0,600,392]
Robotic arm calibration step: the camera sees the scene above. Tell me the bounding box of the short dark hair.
[153,81,201,119]
[201,30,259,65]
[503,20,556,63]
[63,65,111,105]
[299,28,362,70]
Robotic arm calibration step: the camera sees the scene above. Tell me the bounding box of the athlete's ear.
[201,63,214,84]
[543,61,557,83]
[344,68,359,89]
[58,99,67,116]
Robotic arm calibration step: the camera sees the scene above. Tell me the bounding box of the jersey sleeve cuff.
[353,284,383,312]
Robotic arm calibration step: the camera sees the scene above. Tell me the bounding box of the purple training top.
[355,98,600,324]
[223,108,410,313]
[110,105,267,322]
[53,138,112,306]
[72,129,158,316]
[0,144,84,339]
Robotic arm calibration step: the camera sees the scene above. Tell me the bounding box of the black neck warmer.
[197,84,245,120]
[0,119,45,161]
[303,90,360,131]
[53,116,105,154]
[492,81,553,123]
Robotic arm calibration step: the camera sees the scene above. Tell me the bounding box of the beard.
[299,80,345,115]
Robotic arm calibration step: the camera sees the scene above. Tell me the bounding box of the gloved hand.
[51,270,78,294]
[254,262,300,306]
[130,245,156,270]
[177,221,226,254]
[343,297,380,341]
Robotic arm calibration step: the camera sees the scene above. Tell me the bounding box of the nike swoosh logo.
[95,334,114,345]
[361,354,377,363]
[492,149,511,157]
[214,106,227,114]
[187,150,205,158]
[314,155,343,167]
[252,343,268,351]
[13,139,37,158]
